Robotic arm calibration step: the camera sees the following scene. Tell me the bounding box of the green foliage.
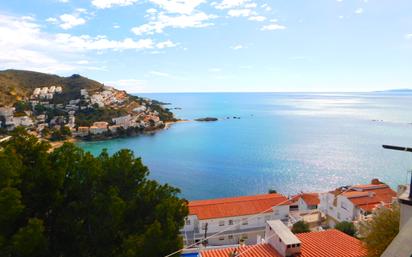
[50,126,72,141]
[0,130,188,257]
[11,218,48,257]
[291,221,310,234]
[13,101,30,113]
[358,204,400,257]
[335,221,357,237]
[76,108,127,127]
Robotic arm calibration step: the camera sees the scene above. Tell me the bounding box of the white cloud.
[149,0,205,14]
[59,14,86,29]
[405,33,412,39]
[0,14,176,73]
[248,15,266,22]
[58,0,70,3]
[147,8,158,14]
[91,0,138,9]
[261,20,286,31]
[47,9,88,30]
[355,8,363,14]
[261,4,271,11]
[231,44,243,50]
[228,9,252,17]
[54,34,164,51]
[113,24,120,29]
[156,40,177,48]
[214,0,250,10]
[132,11,215,35]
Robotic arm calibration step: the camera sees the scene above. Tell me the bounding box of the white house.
[296,193,320,212]
[319,179,396,226]
[182,193,291,247]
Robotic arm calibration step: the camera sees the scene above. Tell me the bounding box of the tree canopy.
[291,221,310,234]
[0,129,188,257]
[334,221,357,237]
[358,205,400,257]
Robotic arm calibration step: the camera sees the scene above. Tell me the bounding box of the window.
[228,220,233,225]
[219,236,225,241]
[219,220,225,226]
[242,218,248,225]
[228,235,234,240]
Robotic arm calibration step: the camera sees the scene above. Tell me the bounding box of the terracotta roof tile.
[300,193,320,206]
[200,244,282,257]
[200,230,366,257]
[188,194,290,220]
[296,229,367,257]
[341,186,396,212]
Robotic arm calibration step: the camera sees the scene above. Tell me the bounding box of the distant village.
[0,85,167,140]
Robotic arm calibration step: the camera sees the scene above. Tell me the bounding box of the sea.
[77,92,412,200]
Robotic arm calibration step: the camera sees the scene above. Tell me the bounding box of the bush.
[292,221,310,234]
[358,205,400,257]
[335,221,356,237]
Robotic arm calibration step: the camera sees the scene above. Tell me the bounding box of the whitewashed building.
[319,179,396,226]
[182,194,291,247]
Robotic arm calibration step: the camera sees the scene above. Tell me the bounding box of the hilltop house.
[200,220,366,257]
[319,179,396,226]
[182,194,291,246]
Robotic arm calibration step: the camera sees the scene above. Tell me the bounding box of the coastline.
[48,137,78,151]
[47,119,191,150]
[164,119,190,129]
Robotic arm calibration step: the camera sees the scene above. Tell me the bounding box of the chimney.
[265,220,301,257]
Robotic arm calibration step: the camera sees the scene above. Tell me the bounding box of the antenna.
[382,144,412,199]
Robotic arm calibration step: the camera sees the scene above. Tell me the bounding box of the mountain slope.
[0,69,104,105]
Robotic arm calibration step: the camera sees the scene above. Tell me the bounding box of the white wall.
[319,192,357,225]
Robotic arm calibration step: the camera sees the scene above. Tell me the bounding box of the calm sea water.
[77,92,412,200]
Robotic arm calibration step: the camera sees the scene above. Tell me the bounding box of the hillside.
[0,69,104,106]
[0,69,176,140]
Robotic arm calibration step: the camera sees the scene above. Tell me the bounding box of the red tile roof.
[300,193,320,206]
[297,229,367,257]
[188,194,290,220]
[200,230,366,257]
[342,184,396,212]
[200,244,282,257]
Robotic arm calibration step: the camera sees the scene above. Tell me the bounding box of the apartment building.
[182,194,291,246]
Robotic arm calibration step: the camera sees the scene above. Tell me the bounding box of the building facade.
[182,194,291,246]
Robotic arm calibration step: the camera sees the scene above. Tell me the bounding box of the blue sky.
[0,0,411,92]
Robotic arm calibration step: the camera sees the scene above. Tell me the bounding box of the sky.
[0,0,411,93]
